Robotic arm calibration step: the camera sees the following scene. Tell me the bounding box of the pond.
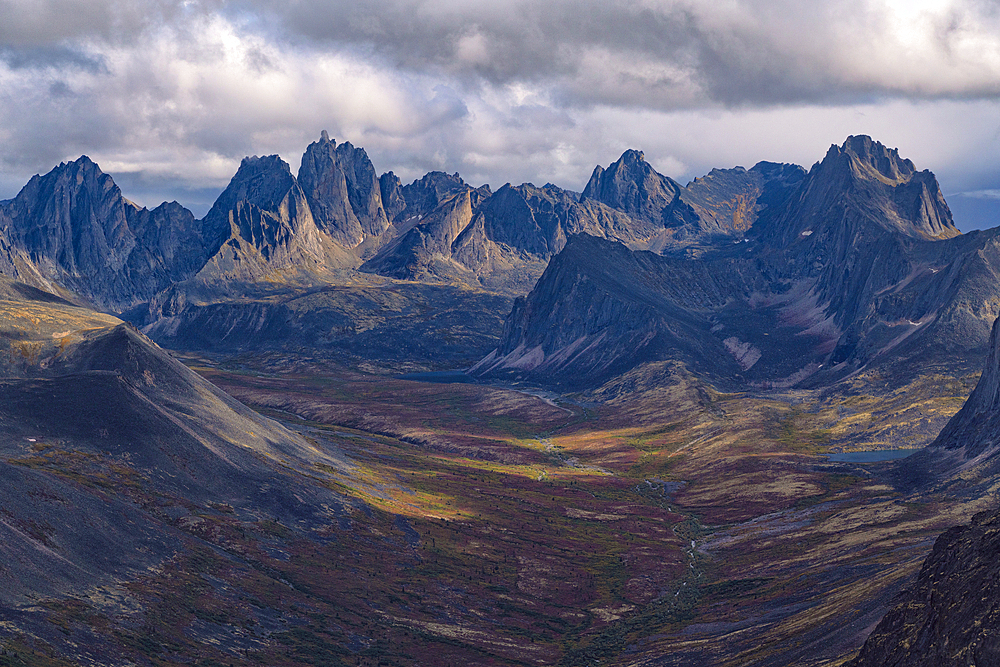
[825,449,921,463]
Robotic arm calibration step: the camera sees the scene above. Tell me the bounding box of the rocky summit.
[2,133,1000,667]
[474,136,994,391]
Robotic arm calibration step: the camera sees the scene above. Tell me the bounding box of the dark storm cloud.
[237,0,1000,107]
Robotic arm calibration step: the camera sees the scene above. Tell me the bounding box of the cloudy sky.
[2,0,1000,228]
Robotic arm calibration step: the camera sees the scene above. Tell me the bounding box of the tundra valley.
[0,134,998,667]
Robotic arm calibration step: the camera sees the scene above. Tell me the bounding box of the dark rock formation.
[849,507,1000,667]
[394,171,472,224]
[379,171,407,222]
[298,131,389,247]
[895,313,1000,492]
[360,190,477,282]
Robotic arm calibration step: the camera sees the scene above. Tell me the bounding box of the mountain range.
[2,133,1000,666]
[5,132,997,391]
[474,136,996,392]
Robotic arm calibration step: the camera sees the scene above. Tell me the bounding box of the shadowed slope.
[0,277,349,610]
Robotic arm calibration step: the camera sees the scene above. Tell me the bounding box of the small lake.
[826,449,921,463]
[397,370,477,384]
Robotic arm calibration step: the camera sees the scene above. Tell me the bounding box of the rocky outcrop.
[379,171,407,222]
[362,178,692,292]
[755,135,958,248]
[392,171,473,224]
[298,131,389,247]
[849,507,1000,667]
[903,314,1000,485]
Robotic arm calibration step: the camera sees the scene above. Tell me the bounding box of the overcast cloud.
[1,0,999,228]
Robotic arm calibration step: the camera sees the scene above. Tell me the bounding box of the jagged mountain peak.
[835,134,916,182]
[754,135,959,244]
[814,135,923,187]
[298,131,388,246]
[582,148,697,231]
[0,155,211,311]
[206,154,298,219]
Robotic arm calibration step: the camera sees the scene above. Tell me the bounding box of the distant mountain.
[298,130,389,249]
[0,156,205,311]
[358,154,804,293]
[193,153,346,286]
[581,148,700,235]
[473,137,996,390]
[2,133,990,380]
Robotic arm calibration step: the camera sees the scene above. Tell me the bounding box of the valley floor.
[2,357,974,666]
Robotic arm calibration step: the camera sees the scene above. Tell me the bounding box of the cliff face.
[849,508,1000,667]
[298,131,389,247]
[193,154,334,285]
[471,233,777,389]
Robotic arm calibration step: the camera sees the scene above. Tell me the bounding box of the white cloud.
[1,0,1000,220]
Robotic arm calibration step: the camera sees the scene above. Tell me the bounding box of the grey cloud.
[0,45,108,73]
[233,0,1000,108]
[2,0,1000,228]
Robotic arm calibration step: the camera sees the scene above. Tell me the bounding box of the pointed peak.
[237,154,291,174]
[320,129,331,143]
[824,135,917,181]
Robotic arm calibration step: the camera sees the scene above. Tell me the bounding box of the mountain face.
[897,314,1000,489]
[0,157,205,311]
[581,149,699,235]
[756,135,958,247]
[192,154,336,285]
[359,181,648,292]
[298,130,389,247]
[680,161,806,240]
[848,507,1000,667]
[471,234,781,389]
[474,137,994,391]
